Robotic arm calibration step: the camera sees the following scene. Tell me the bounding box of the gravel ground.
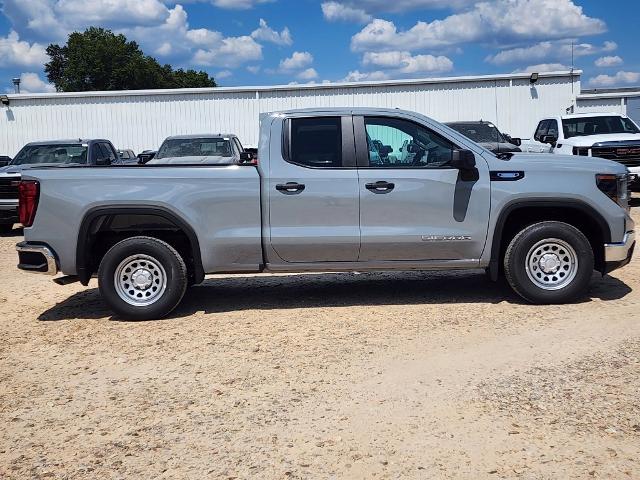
[1,202,639,479]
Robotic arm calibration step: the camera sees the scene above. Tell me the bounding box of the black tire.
[504,221,594,304]
[98,236,187,320]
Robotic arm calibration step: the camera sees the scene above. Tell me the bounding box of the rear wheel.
[504,221,594,304]
[98,236,187,320]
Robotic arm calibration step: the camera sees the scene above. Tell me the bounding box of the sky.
[0,0,638,93]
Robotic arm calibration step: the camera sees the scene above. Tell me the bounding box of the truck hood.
[497,152,629,174]
[147,155,237,165]
[562,133,640,146]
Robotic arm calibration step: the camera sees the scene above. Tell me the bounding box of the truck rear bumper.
[604,231,635,274]
[16,242,58,275]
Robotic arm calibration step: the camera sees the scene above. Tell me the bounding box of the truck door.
[268,115,360,263]
[355,115,490,262]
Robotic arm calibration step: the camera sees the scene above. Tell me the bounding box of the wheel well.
[493,205,609,276]
[77,209,204,285]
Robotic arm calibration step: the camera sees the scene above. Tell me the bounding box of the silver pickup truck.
[16,108,636,320]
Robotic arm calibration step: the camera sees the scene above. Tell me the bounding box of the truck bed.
[22,165,263,275]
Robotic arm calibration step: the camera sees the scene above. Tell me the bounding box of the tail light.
[596,173,629,211]
[18,180,40,227]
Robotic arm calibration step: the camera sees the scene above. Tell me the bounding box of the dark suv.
[446,121,522,156]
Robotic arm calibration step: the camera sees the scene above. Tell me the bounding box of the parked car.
[0,156,11,167]
[117,149,138,165]
[446,121,522,157]
[523,112,640,188]
[16,108,635,319]
[137,150,157,164]
[147,134,248,165]
[0,139,120,233]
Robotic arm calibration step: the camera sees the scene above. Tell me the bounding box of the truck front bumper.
[604,231,636,274]
[16,242,58,275]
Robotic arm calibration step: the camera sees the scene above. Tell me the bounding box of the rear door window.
[287,117,343,168]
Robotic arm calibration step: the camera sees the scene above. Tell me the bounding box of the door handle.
[276,182,305,194]
[365,181,395,193]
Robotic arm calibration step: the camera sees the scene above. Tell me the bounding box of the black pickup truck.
[0,139,120,233]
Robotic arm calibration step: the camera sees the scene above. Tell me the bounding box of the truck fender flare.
[76,205,204,286]
[487,198,611,281]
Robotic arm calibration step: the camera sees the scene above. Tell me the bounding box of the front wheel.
[98,236,188,320]
[504,221,594,304]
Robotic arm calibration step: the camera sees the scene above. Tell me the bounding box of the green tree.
[45,27,216,92]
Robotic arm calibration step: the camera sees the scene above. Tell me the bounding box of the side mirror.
[510,137,522,146]
[451,149,476,170]
[540,134,557,145]
[0,159,10,167]
[239,152,256,164]
[95,156,110,166]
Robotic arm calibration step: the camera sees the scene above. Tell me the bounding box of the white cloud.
[216,69,232,79]
[211,0,273,9]
[321,2,372,23]
[251,18,292,46]
[193,36,262,68]
[487,40,616,65]
[297,67,319,80]
[589,71,640,88]
[513,63,569,73]
[1,1,269,72]
[1,0,170,42]
[1,0,67,41]
[0,31,48,67]
[278,51,313,72]
[342,70,389,82]
[351,0,606,52]
[363,50,453,74]
[325,0,474,15]
[246,65,261,74]
[128,5,262,68]
[594,55,623,68]
[55,0,168,26]
[14,72,56,93]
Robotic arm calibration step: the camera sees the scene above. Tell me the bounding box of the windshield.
[562,116,640,138]
[156,138,232,159]
[11,144,87,165]
[448,123,505,143]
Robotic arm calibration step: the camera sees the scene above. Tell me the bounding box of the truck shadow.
[38,270,632,322]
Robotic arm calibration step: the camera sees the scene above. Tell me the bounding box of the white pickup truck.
[523,112,640,187]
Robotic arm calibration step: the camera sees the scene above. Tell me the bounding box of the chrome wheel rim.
[114,254,167,306]
[525,238,578,291]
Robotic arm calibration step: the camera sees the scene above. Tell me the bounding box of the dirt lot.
[1,204,639,480]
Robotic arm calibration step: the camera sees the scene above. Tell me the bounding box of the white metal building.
[0,70,590,156]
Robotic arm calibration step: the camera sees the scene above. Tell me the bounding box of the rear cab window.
[285,117,346,168]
